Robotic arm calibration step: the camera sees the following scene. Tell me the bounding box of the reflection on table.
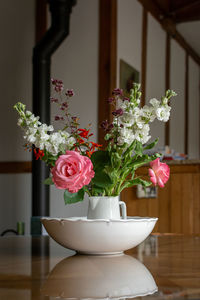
[0,234,199,299]
[41,254,157,299]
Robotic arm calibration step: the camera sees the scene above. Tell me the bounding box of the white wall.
[50,0,99,218]
[117,2,199,157]
[0,0,34,161]
[0,0,34,235]
[0,174,31,235]
[188,57,200,158]
[0,0,99,233]
[118,0,142,83]
[118,2,167,148]
[146,14,166,148]
[170,40,185,154]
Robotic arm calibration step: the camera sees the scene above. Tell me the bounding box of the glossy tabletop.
[0,234,200,300]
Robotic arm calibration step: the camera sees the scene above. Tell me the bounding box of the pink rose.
[148,158,170,188]
[51,150,95,193]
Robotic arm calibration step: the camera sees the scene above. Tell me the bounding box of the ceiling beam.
[137,0,200,65]
[169,0,200,14]
[169,0,200,23]
[174,11,200,23]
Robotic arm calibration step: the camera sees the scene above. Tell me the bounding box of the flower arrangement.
[14,80,176,204]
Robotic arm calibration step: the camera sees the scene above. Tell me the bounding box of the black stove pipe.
[32,0,76,232]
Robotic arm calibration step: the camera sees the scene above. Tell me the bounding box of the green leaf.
[44,177,54,185]
[92,185,105,196]
[131,178,152,187]
[92,170,113,188]
[64,188,84,204]
[134,141,143,157]
[129,153,161,171]
[124,140,136,157]
[104,133,111,141]
[144,138,159,150]
[108,169,120,181]
[121,177,152,190]
[120,167,133,181]
[111,152,121,169]
[91,150,110,170]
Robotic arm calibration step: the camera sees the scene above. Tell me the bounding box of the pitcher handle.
[119,201,127,219]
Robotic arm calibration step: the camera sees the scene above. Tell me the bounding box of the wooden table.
[0,235,200,299]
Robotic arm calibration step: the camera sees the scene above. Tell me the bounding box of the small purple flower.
[51,78,57,85]
[55,115,60,121]
[50,97,58,103]
[65,89,74,97]
[108,123,114,131]
[62,102,68,108]
[100,120,109,130]
[55,84,64,92]
[112,88,123,96]
[51,79,64,92]
[100,120,114,132]
[112,108,124,117]
[57,80,63,84]
[107,97,115,104]
[61,102,68,110]
[54,115,64,121]
[123,97,130,102]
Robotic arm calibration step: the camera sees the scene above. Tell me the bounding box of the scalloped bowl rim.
[41,216,158,223]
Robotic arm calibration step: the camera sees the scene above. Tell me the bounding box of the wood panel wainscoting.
[0,161,32,173]
[121,161,200,235]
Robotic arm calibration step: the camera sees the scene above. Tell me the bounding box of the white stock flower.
[16,105,76,156]
[45,142,59,156]
[116,98,129,111]
[35,140,44,150]
[39,131,49,142]
[136,98,140,105]
[119,112,135,127]
[25,127,37,143]
[134,123,151,144]
[133,107,141,118]
[118,127,134,145]
[25,111,32,117]
[156,106,171,122]
[48,125,54,132]
[142,105,156,122]
[64,136,76,148]
[17,118,23,126]
[40,124,53,132]
[41,131,76,156]
[50,132,65,144]
[162,97,168,105]
[141,134,151,144]
[27,134,37,143]
[135,116,145,129]
[149,98,160,108]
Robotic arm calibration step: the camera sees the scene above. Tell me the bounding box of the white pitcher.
[87,196,127,220]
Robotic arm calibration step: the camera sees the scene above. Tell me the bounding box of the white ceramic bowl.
[41,254,158,299]
[41,217,157,255]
